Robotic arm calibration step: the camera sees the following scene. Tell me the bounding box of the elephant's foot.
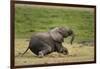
[38,51,44,58]
[63,50,69,55]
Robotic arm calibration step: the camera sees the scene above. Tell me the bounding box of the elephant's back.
[35,32,55,49]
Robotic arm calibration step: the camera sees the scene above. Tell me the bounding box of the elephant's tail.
[21,46,29,57]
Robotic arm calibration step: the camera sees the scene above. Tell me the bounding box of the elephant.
[21,26,75,57]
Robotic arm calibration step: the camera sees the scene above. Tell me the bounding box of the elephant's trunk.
[70,33,75,45]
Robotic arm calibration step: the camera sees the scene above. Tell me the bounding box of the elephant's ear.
[50,28,64,42]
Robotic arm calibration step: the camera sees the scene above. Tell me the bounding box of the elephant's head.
[50,27,75,44]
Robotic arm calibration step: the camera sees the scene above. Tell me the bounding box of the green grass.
[15,4,94,42]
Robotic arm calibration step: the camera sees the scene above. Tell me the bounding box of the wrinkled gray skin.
[21,27,75,57]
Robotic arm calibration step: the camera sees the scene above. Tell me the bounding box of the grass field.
[15,4,95,66]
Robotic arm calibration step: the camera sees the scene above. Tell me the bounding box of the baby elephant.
[21,27,75,57]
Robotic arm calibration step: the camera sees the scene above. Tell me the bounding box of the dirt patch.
[78,40,94,46]
[15,39,95,66]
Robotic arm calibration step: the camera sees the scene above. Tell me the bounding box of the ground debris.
[78,40,94,46]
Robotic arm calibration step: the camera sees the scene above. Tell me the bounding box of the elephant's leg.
[55,42,63,52]
[38,44,52,57]
[55,42,69,55]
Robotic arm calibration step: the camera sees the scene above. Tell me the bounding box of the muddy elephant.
[21,27,75,57]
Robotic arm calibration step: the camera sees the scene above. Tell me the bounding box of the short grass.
[15,4,95,66]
